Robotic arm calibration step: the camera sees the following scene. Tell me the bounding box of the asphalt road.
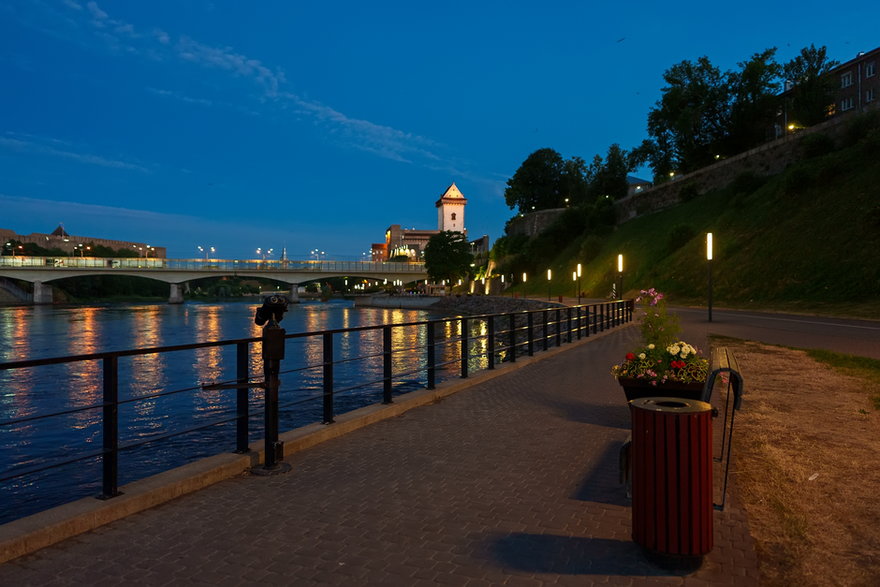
[675,306,880,360]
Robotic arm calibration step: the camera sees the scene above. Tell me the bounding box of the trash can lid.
[630,397,712,413]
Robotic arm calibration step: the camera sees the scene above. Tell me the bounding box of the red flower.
[671,360,686,369]
[626,352,636,361]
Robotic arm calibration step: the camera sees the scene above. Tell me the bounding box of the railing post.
[235,342,249,454]
[460,317,469,378]
[487,316,496,369]
[100,355,120,499]
[383,325,393,404]
[555,309,562,347]
[323,332,335,423]
[527,311,534,356]
[261,324,286,468]
[567,307,573,343]
[426,321,436,390]
[599,304,605,332]
[542,310,549,352]
[508,313,516,363]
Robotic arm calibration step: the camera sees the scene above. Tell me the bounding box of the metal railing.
[0,256,426,273]
[0,299,633,518]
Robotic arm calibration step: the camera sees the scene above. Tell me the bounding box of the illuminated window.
[841,71,853,88]
[841,97,855,111]
[866,62,876,77]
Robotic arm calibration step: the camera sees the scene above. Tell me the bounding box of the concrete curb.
[0,324,632,563]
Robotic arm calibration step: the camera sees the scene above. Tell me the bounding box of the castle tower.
[436,183,467,233]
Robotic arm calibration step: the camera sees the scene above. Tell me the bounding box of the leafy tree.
[586,144,637,200]
[727,48,782,152]
[647,56,732,173]
[504,148,567,213]
[782,44,839,127]
[423,231,473,283]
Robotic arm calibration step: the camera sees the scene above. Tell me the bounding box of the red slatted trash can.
[630,397,713,556]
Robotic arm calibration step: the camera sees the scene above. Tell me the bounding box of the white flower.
[667,344,680,355]
[647,344,655,350]
[638,353,646,360]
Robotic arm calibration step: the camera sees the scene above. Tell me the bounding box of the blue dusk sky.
[1,1,876,260]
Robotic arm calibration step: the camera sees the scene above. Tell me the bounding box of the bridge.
[0,256,427,304]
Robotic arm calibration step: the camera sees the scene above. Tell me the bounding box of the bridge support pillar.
[33,281,53,305]
[169,283,184,304]
[289,284,299,302]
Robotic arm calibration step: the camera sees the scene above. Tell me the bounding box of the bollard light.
[547,269,552,301]
[707,233,714,322]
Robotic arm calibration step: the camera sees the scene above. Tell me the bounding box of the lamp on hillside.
[522,272,527,299]
[576,263,582,304]
[706,232,714,322]
[547,269,552,301]
[616,254,624,300]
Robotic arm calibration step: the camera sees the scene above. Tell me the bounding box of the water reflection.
[0,300,439,524]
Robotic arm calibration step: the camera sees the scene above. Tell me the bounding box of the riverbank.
[353,294,565,315]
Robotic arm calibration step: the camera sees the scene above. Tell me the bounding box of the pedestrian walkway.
[0,326,759,586]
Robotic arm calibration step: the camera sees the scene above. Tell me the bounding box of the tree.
[503,148,566,213]
[423,231,473,283]
[782,44,839,127]
[727,48,782,153]
[647,56,732,173]
[586,144,636,201]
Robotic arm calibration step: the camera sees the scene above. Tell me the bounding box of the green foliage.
[503,148,570,213]
[666,224,696,254]
[782,44,839,126]
[647,56,733,173]
[841,109,880,148]
[729,171,766,196]
[423,231,473,282]
[578,235,604,263]
[799,133,835,159]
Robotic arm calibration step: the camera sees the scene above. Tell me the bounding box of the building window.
[866,62,876,77]
[451,213,456,221]
[867,88,876,103]
[841,71,854,88]
[841,97,855,111]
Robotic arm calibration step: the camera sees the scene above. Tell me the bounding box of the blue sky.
[1,1,876,260]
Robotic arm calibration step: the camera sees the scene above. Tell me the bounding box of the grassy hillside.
[513,120,880,318]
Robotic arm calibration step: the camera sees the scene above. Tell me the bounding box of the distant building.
[0,225,166,258]
[627,175,652,196]
[776,46,880,137]
[376,183,485,261]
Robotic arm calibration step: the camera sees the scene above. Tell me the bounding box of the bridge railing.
[0,256,426,273]
[0,299,633,523]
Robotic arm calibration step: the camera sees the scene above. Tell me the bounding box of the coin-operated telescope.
[254,294,289,327]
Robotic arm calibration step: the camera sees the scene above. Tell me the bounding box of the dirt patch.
[727,340,880,586]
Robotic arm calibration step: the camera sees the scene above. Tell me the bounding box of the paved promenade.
[0,326,759,585]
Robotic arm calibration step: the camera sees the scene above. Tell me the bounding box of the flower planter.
[617,377,706,402]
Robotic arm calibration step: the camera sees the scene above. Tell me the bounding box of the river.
[0,299,450,524]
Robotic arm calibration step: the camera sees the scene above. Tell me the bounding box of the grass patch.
[803,349,880,409]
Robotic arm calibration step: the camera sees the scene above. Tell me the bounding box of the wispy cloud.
[0,133,150,172]
[61,2,452,167]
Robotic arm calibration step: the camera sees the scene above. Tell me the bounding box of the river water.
[0,300,457,524]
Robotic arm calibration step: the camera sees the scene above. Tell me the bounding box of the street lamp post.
[522,272,527,299]
[707,232,714,322]
[616,254,624,300]
[547,269,552,301]
[576,263,582,304]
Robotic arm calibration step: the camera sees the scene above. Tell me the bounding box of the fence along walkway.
[0,321,758,584]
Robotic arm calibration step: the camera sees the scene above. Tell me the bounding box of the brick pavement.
[0,326,759,586]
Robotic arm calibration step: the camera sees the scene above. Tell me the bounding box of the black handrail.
[0,299,633,519]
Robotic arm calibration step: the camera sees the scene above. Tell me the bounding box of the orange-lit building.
[373,183,479,261]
